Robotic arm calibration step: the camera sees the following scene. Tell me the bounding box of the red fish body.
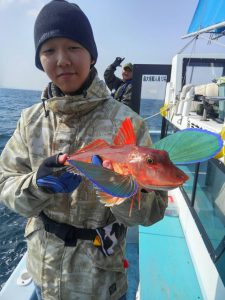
[66,118,223,208]
[67,120,188,193]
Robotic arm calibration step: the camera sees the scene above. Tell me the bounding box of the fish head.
[128,146,189,191]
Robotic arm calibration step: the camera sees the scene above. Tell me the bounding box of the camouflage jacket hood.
[42,74,111,120]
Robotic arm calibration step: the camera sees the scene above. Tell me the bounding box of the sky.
[1,0,225,92]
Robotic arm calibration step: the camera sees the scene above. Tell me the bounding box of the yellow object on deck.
[214,127,225,162]
[160,104,168,117]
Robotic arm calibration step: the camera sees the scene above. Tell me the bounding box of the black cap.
[34,0,98,70]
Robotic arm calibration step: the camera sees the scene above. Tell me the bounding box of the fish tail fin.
[113,118,136,145]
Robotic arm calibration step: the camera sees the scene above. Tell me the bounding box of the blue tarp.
[188,0,225,34]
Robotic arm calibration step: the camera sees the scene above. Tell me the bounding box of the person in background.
[0,1,167,299]
[104,57,133,107]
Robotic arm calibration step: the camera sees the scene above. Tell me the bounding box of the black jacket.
[104,64,132,107]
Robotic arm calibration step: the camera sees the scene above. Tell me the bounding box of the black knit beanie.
[34,0,98,70]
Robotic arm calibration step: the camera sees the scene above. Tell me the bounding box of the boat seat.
[195,83,219,97]
[191,83,219,115]
[176,84,218,115]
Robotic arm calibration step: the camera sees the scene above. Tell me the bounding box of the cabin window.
[181,159,225,250]
[182,58,225,86]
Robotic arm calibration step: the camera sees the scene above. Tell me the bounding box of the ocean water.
[0,88,41,289]
[0,88,164,289]
[140,98,163,133]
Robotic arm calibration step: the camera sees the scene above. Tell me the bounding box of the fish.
[65,118,189,208]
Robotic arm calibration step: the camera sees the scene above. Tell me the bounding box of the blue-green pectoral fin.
[67,160,138,198]
[152,128,223,164]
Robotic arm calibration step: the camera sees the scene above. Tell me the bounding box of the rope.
[143,103,175,121]
[178,35,198,54]
[198,34,225,48]
[143,111,162,121]
[180,37,198,87]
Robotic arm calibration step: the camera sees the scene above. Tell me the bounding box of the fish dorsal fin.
[113,118,136,145]
[74,139,110,155]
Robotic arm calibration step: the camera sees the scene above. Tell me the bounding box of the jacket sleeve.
[110,118,168,226]
[104,64,123,91]
[0,116,52,217]
[110,190,167,227]
[120,84,132,107]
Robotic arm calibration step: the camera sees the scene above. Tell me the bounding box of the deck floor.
[139,216,203,300]
[126,243,139,300]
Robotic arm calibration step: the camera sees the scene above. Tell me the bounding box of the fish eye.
[146,157,154,164]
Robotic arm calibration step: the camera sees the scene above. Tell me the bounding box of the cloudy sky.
[1,0,225,92]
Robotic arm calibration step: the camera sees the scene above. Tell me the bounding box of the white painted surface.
[169,188,225,300]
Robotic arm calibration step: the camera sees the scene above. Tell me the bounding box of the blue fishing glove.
[111,57,125,68]
[36,154,81,193]
[92,155,103,166]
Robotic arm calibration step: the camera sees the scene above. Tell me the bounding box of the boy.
[0,1,167,299]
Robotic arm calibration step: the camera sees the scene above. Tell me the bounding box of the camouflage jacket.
[0,75,167,300]
[104,64,132,107]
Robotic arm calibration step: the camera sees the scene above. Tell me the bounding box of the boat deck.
[126,226,140,299]
[139,215,203,300]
